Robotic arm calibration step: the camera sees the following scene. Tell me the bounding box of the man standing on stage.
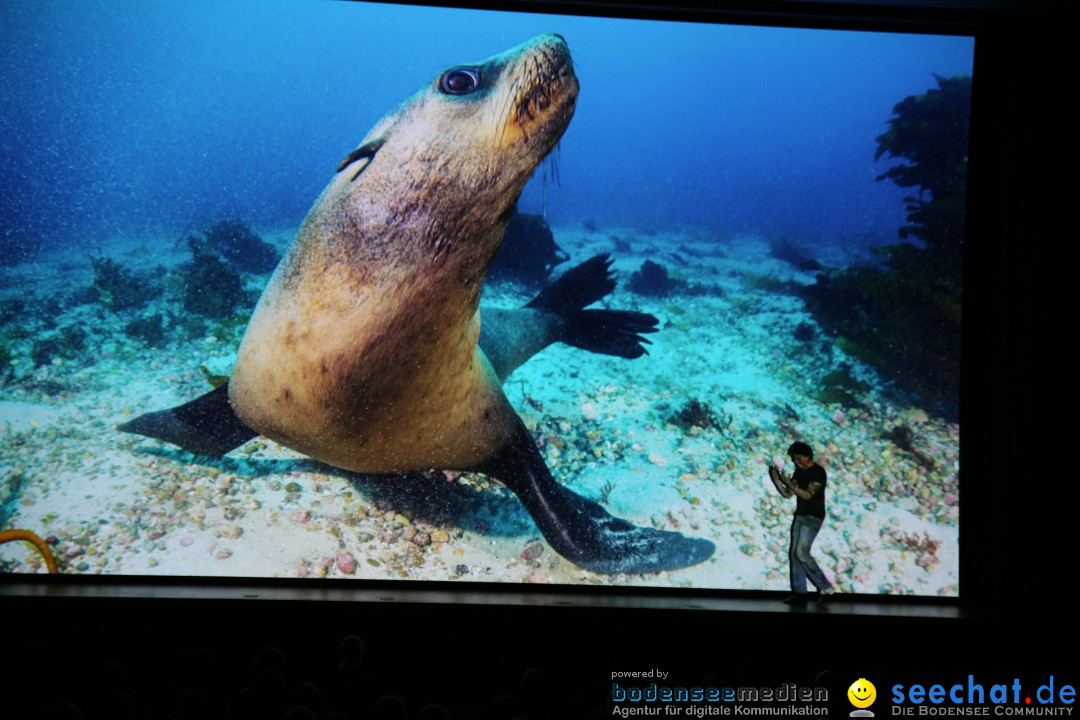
[769,442,836,606]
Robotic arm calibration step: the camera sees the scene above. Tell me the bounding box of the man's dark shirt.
[793,464,827,520]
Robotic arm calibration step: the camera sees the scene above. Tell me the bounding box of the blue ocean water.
[2,0,974,254]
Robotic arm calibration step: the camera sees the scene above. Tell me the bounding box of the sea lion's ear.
[337,137,386,180]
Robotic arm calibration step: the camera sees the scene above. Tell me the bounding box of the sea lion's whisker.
[547,144,561,187]
[499,75,520,137]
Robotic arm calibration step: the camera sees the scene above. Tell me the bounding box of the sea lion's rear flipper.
[525,254,658,358]
[476,420,715,574]
[117,383,257,457]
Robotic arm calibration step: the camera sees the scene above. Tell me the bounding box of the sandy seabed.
[0,225,958,595]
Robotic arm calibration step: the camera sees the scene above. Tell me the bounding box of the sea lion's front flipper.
[476,419,715,574]
[526,254,658,359]
[118,383,257,457]
[480,255,659,382]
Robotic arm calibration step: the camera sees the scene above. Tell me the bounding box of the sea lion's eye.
[439,67,481,95]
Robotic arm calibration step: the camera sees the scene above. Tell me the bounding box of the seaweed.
[199,364,230,389]
[799,77,968,419]
[874,75,971,263]
[883,425,936,470]
[882,526,941,556]
[629,260,684,297]
[779,403,801,422]
[803,254,959,414]
[815,366,871,408]
[124,314,168,348]
[181,240,247,318]
[89,255,163,312]
[177,314,209,341]
[668,399,727,432]
[597,480,616,506]
[195,219,279,274]
[815,387,861,408]
[207,312,253,345]
[487,211,568,288]
[793,322,816,343]
[31,325,87,367]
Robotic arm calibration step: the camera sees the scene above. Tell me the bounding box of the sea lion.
[120,35,715,574]
[120,254,654,456]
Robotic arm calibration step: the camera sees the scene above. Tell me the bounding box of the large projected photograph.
[1,1,971,594]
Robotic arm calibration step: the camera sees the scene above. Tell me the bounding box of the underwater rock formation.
[487,211,568,287]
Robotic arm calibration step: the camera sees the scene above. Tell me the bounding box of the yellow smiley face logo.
[848,679,877,708]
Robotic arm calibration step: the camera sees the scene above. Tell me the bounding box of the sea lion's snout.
[503,34,577,137]
[439,33,576,159]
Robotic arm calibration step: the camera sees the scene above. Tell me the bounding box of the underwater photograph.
[1,0,972,594]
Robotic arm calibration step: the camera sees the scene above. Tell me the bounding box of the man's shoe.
[816,588,837,605]
[782,593,808,606]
